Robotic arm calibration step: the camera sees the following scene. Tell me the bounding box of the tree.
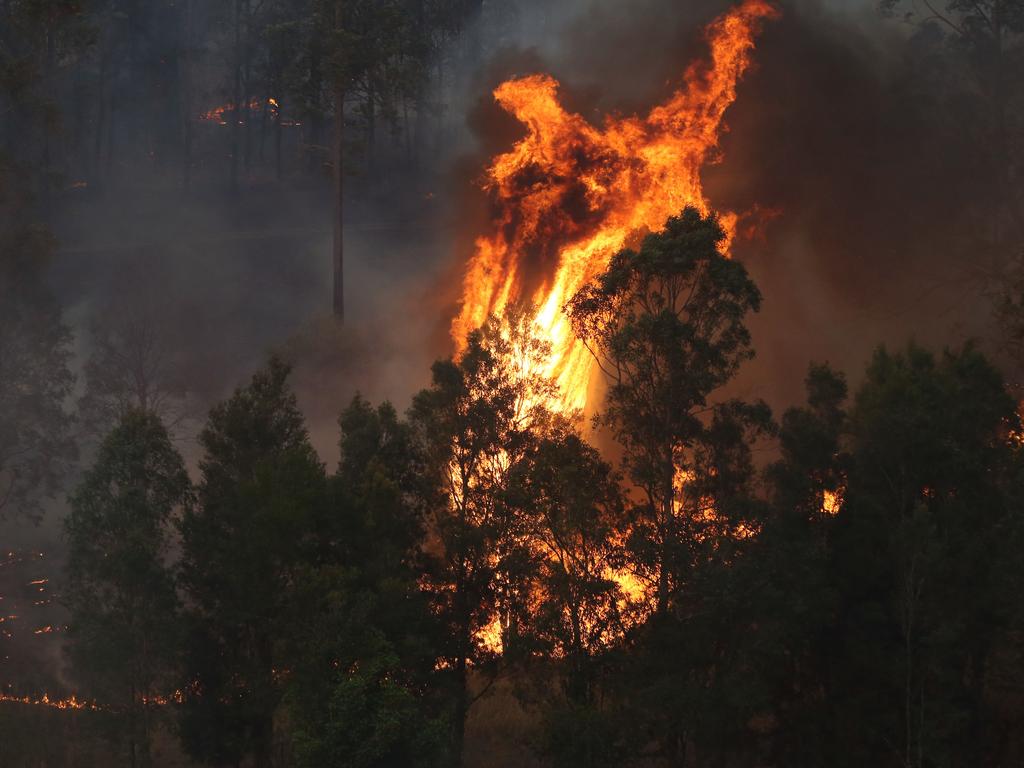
[568,206,767,614]
[825,343,1021,767]
[880,0,1024,238]
[178,357,327,768]
[566,207,772,764]
[409,308,560,764]
[709,364,847,766]
[0,161,75,521]
[78,285,192,440]
[287,396,446,768]
[322,0,416,317]
[64,409,190,768]
[0,0,94,212]
[507,429,630,768]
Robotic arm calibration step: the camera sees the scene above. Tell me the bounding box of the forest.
[3,0,1024,767]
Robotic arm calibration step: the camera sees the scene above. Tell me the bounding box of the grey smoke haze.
[1,0,1013,708]
[459,0,1005,413]
[9,0,1012,567]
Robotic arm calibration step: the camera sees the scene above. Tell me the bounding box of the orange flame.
[452,0,778,412]
[0,692,100,711]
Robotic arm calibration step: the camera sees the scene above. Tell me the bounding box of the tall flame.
[452,0,778,412]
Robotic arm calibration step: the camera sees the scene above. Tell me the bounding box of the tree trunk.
[331,0,346,319]
[230,0,242,193]
[307,39,323,174]
[332,79,344,319]
[243,1,253,180]
[41,22,55,220]
[657,461,674,614]
[180,0,193,190]
[94,22,109,190]
[129,680,138,768]
[274,104,283,182]
[452,651,468,767]
[253,712,274,768]
[411,0,429,168]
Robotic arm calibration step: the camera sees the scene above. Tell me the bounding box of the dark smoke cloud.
[22,0,1012,515]
[4,0,1012,711]
[454,0,1011,412]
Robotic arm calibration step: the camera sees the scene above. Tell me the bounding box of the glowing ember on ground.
[0,692,100,711]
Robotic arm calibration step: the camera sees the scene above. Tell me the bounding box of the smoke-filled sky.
[3,0,1014,695]
[454,0,1002,410]
[20,0,1009,520]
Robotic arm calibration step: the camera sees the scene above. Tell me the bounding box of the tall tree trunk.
[274,102,283,182]
[230,0,242,193]
[452,652,468,768]
[307,39,323,174]
[331,0,345,318]
[94,20,109,190]
[259,99,267,163]
[366,76,376,174]
[180,0,193,190]
[657,460,674,614]
[332,79,344,319]
[243,1,253,180]
[411,0,429,168]
[41,22,55,220]
[106,83,117,186]
[253,713,273,768]
[129,679,138,768]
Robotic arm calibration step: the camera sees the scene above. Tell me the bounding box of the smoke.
[47,0,990,466]
[452,0,1014,412]
[2,0,1015,727]
[5,0,1004,534]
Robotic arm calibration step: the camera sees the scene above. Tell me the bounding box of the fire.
[0,692,100,711]
[199,97,281,125]
[452,0,777,412]
[822,488,843,516]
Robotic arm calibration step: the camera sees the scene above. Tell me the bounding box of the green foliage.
[709,344,1024,767]
[509,431,625,690]
[178,356,327,767]
[409,308,567,760]
[292,642,445,768]
[286,394,446,767]
[828,343,1020,767]
[568,205,769,612]
[64,408,189,763]
[411,308,561,662]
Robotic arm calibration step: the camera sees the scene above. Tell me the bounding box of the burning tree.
[409,308,564,763]
[568,206,769,614]
[451,0,778,413]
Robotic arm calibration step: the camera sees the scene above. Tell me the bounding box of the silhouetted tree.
[568,206,766,614]
[287,396,446,767]
[410,308,561,764]
[508,429,630,768]
[64,409,189,768]
[827,344,1021,767]
[178,357,327,768]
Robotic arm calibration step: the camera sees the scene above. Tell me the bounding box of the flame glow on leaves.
[452,0,778,413]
